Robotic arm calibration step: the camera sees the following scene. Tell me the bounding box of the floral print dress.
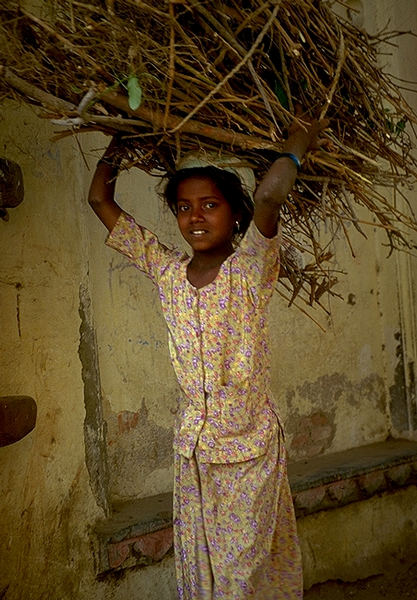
[106,212,303,599]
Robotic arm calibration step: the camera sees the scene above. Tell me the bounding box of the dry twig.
[0,0,416,311]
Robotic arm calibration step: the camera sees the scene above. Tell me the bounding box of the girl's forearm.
[255,124,317,207]
[253,137,305,237]
[254,155,298,208]
[254,118,327,237]
[88,140,123,232]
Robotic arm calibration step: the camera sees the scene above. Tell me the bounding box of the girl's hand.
[98,133,124,168]
[284,109,330,158]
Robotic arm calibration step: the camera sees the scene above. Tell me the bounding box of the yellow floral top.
[106,211,282,463]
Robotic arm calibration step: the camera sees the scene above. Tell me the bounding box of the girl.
[88,118,326,599]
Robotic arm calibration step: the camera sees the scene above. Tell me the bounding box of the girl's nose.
[190,206,204,221]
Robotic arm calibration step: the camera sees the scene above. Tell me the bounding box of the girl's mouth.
[190,230,207,236]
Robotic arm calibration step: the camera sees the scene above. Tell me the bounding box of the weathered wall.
[0,105,177,599]
[366,0,417,440]
[0,104,97,597]
[0,0,416,598]
[87,170,181,501]
[300,485,417,588]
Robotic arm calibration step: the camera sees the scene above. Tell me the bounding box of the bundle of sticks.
[1,0,416,315]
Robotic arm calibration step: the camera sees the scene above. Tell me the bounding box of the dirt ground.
[304,559,417,600]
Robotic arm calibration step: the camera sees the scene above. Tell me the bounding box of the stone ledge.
[95,438,417,575]
[289,438,417,517]
[95,493,173,573]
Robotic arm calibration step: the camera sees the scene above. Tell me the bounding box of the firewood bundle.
[1,0,416,315]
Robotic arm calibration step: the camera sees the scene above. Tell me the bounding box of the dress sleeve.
[105,211,179,284]
[236,220,282,307]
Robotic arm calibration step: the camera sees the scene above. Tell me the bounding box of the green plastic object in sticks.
[127,75,142,111]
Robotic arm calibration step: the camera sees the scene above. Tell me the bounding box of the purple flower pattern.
[173,430,302,598]
[106,212,303,598]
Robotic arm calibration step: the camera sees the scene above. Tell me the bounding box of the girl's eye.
[178,204,190,212]
[205,201,217,209]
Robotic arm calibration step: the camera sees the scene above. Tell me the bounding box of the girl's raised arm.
[88,136,123,232]
[254,117,328,238]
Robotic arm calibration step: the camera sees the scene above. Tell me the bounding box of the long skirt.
[173,427,303,599]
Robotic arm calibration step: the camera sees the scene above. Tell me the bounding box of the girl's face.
[176,176,237,256]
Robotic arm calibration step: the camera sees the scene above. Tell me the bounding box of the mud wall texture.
[0,0,416,598]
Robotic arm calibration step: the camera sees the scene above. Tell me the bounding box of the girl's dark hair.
[163,166,254,240]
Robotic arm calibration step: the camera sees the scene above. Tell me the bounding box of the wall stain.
[0,586,9,600]
[107,400,174,496]
[389,330,417,432]
[408,360,417,430]
[347,293,356,306]
[290,410,336,458]
[284,372,386,460]
[389,331,408,432]
[0,279,23,338]
[79,282,110,516]
[15,282,22,337]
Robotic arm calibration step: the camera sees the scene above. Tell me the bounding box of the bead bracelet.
[277,152,301,170]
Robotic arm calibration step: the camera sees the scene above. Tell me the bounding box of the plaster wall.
[300,485,417,589]
[0,104,179,599]
[0,103,102,597]
[0,0,416,598]
[365,0,417,438]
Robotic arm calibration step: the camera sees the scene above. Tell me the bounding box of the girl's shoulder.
[236,219,282,259]
[230,220,282,306]
[106,210,188,281]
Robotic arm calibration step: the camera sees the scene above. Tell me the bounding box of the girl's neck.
[187,245,234,289]
[190,243,234,269]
